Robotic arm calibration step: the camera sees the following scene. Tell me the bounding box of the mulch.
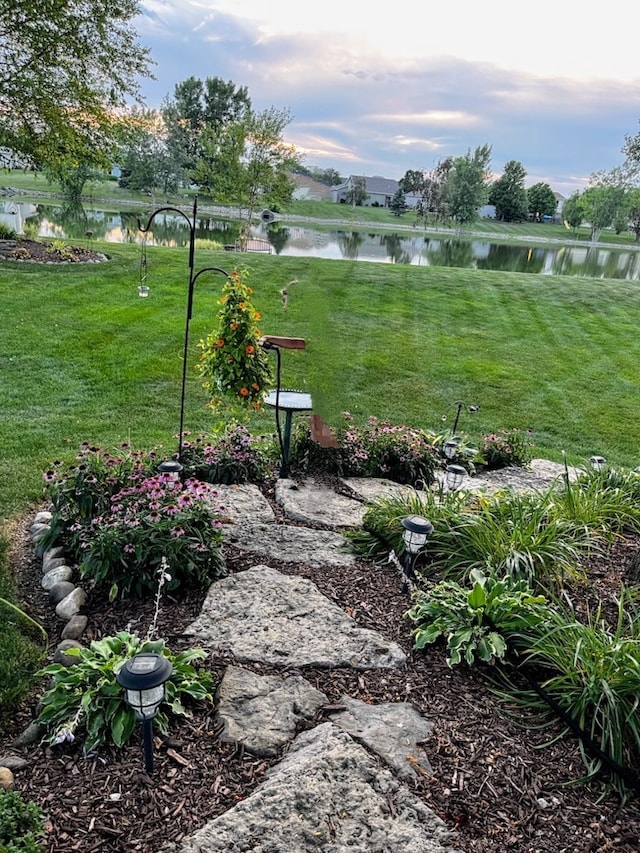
[3,502,640,853]
[0,239,106,264]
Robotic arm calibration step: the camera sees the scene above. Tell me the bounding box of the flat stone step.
[185,565,406,669]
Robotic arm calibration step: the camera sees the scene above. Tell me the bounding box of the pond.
[2,199,640,280]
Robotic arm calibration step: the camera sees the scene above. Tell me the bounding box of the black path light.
[590,455,607,471]
[137,197,229,467]
[116,653,173,774]
[442,438,459,461]
[401,515,433,593]
[446,464,467,491]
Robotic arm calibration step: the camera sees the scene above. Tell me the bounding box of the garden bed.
[2,498,640,853]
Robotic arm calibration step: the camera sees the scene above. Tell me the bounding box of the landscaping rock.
[275,477,366,528]
[33,510,53,526]
[41,565,73,590]
[342,477,415,503]
[0,755,28,772]
[53,639,83,666]
[48,581,76,607]
[186,565,406,669]
[55,587,87,621]
[0,767,14,790]
[61,614,88,641]
[216,665,327,757]
[30,523,50,543]
[330,696,434,782]
[41,556,67,575]
[169,723,457,853]
[13,722,45,747]
[223,522,356,568]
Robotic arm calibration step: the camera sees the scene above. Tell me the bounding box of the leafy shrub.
[42,444,226,598]
[348,487,590,589]
[480,428,534,469]
[46,239,74,260]
[0,222,17,240]
[76,474,226,598]
[0,790,45,852]
[553,466,640,540]
[36,631,215,752]
[407,569,551,666]
[179,424,270,484]
[197,268,273,415]
[289,413,440,485]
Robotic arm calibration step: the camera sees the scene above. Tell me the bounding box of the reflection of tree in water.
[266,224,290,254]
[476,243,545,274]
[337,230,363,260]
[382,233,411,264]
[425,239,474,269]
[551,245,638,280]
[34,203,110,239]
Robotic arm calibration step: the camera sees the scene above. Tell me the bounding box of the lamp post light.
[116,653,173,774]
[590,455,607,472]
[443,439,459,461]
[401,515,433,593]
[446,464,466,491]
[137,197,229,466]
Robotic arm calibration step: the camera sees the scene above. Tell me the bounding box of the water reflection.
[2,200,640,279]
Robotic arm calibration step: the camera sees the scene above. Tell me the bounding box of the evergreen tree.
[489,160,528,222]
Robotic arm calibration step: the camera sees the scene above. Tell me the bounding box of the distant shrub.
[0,222,17,240]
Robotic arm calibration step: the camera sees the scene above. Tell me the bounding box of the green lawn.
[2,243,640,526]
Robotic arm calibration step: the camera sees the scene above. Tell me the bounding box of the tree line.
[3,0,640,241]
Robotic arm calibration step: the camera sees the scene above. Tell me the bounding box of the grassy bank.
[2,244,640,524]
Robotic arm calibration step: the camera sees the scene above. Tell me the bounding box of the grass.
[2,243,640,523]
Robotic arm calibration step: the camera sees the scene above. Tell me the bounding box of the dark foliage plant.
[0,790,45,852]
[179,424,270,484]
[289,413,440,485]
[480,428,534,469]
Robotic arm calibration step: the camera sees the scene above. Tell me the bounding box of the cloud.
[134,3,640,192]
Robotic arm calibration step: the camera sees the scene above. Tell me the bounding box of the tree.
[399,170,426,195]
[345,176,368,207]
[389,188,408,217]
[625,188,640,241]
[488,160,528,222]
[447,144,492,225]
[118,110,179,196]
[235,106,301,242]
[0,1,152,170]
[562,192,585,235]
[582,184,625,242]
[527,183,557,221]
[162,76,251,187]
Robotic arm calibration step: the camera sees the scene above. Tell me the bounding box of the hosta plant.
[407,569,551,666]
[36,631,215,752]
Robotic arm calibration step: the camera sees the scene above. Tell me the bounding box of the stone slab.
[185,565,406,669]
[276,478,366,528]
[342,477,416,503]
[330,696,434,782]
[169,723,458,853]
[216,665,327,756]
[213,483,276,525]
[223,522,356,568]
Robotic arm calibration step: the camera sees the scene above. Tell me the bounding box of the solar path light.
[401,515,433,593]
[116,653,173,774]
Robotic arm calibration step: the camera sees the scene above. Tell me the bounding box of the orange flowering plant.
[197,269,273,416]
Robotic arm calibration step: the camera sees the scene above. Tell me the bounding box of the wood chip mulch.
[2,510,640,853]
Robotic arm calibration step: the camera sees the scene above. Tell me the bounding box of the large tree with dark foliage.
[0,0,152,170]
[489,160,528,222]
[527,182,557,220]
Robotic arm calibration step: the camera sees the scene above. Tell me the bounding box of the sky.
[135,0,640,196]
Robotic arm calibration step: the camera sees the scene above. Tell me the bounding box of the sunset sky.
[136,0,640,195]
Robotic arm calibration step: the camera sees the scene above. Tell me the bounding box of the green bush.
[36,631,215,752]
[0,790,45,852]
[0,222,17,240]
[499,588,640,797]
[553,466,640,540]
[179,424,270,484]
[42,444,226,598]
[289,413,440,485]
[480,428,534,469]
